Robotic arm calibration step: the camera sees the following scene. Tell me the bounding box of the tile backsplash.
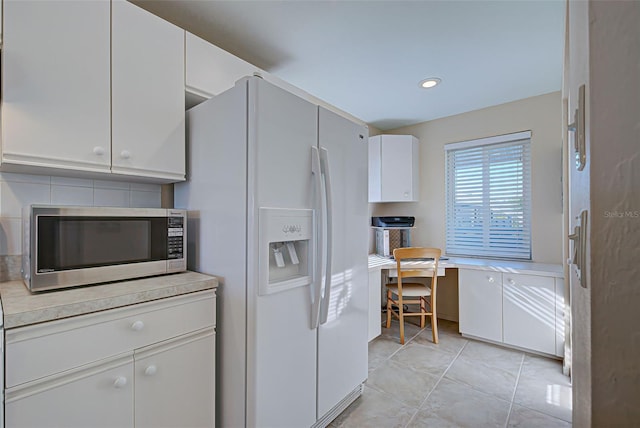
[0,172,162,256]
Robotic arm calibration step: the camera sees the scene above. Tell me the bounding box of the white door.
[458,269,503,342]
[567,1,591,420]
[5,355,133,428]
[111,0,185,182]
[381,135,416,201]
[503,273,556,355]
[2,0,111,172]
[247,78,318,427]
[316,107,369,418]
[134,329,215,428]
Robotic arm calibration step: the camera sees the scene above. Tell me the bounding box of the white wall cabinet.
[368,269,382,341]
[368,135,419,202]
[1,0,185,183]
[111,0,185,182]
[1,0,112,174]
[458,268,564,357]
[4,290,216,428]
[186,32,262,101]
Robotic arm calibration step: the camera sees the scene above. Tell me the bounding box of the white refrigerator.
[174,76,369,428]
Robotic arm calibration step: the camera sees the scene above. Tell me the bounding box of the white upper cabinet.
[1,0,112,173]
[111,0,185,182]
[368,135,419,202]
[186,32,262,100]
[1,0,185,183]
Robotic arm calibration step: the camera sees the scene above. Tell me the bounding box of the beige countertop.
[0,271,218,329]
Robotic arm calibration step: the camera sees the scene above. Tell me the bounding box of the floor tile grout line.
[504,353,526,428]
[403,339,469,428]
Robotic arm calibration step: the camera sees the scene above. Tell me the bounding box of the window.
[445,131,531,260]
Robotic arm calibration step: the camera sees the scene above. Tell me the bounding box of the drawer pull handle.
[144,365,157,376]
[113,376,128,389]
[130,320,145,331]
[487,276,495,283]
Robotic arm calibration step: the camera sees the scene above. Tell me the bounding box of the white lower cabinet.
[368,269,382,341]
[5,354,134,428]
[4,290,216,428]
[458,268,564,357]
[135,328,215,428]
[458,269,503,343]
[503,273,556,355]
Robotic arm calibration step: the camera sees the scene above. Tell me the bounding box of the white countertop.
[0,271,218,329]
[368,254,563,278]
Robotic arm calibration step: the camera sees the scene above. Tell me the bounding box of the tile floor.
[331,319,572,428]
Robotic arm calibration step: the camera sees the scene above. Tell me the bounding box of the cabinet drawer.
[6,290,216,388]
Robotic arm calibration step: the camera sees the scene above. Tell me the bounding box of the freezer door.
[247,78,319,428]
[316,107,369,418]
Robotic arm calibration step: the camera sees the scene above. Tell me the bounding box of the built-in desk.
[367,254,566,358]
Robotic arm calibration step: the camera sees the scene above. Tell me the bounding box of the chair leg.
[431,291,438,344]
[420,296,426,328]
[386,289,392,329]
[431,315,439,344]
[399,302,405,345]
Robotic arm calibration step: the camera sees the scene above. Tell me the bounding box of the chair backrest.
[393,247,441,292]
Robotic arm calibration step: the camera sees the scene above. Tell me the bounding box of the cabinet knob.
[120,150,131,159]
[404,192,409,197]
[113,376,128,389]
[93,146,105,156]
[130,320,145,331]
[507,278,516,285]
[144,365,157,376]
[487,276,495,283]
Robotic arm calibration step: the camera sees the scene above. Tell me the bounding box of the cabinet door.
[2,0,111,172]
[380,135,418,201]
[458,269,502,342]
[5,354,133,428]
[368,269,382,341]
[503,273,556,355]
[186,32,261,98]
[135,328,215,428]
[111,0,185,182]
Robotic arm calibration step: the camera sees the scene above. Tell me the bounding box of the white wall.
[372,91,563,264]
[0,172,162,256]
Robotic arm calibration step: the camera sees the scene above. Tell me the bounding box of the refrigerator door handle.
[311,146,324,329]
[319,147,333,325]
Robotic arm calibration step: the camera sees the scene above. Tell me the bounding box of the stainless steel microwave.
[22,206,187,292]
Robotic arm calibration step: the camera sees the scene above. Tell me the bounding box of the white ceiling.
[134,0,565,131]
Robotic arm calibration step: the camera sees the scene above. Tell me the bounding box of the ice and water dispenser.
[259,208,313,296]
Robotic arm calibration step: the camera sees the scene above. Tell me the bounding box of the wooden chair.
[385,247,441,345]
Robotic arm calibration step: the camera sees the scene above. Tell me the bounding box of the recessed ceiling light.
[419,78,441,89]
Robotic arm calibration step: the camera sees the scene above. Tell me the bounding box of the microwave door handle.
[319,147,333,325]
[310,147,324,329]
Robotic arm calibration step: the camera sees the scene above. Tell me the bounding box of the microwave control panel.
[167,216,184,259]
